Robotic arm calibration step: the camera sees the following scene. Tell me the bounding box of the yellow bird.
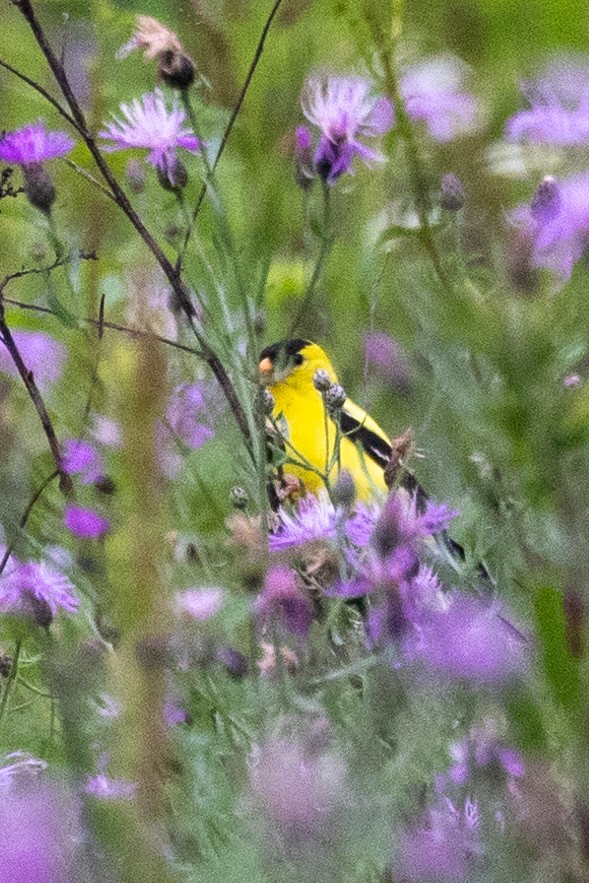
[258,338,405,500]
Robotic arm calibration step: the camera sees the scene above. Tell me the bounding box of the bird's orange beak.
[258,357,273,383]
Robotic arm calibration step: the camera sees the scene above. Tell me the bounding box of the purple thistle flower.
[510,171,589,281]
[177,587,224,621]
[411,597,527,684]
[301,75,393,184]
[62,438,104,485]
[398,796,482,881]
[165,382,215,449]
[0,121,74,166]
[64,503,110,539]
[0,559,79,619]
[100,89,200,184]
[255,565,313,637]
[0,753,47,793]
[506,56,589,145]
[0,780,82,883]
[0,330,66,391]
[269,492,337,550]
[249,733,347,844]
[400,55,481,142]
[91,413,122,447]
[417,500,459,536]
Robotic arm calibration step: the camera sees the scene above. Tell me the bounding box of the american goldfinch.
[259,338,408,500]
[259,338,492,585]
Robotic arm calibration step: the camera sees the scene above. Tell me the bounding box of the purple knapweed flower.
[255,565,313,637]
[269,492,336,551]
[0,121,74,166]
[0,122,74,214]
[364,331,412,391]
[510,171,589,281]
[400,55,481,141]
[398,796,482,881]
[411,597,527,684]
[62,438,104,485]
[0,330,66,391]
[64,503,110,538]
[301,75,394,184]
[249,733,347,845]
[166,382,215,449]
[100,89,200,184]
[0,779,82,883]
[506,56,589,145]
[0,559,79,621]
[177,587,224,621]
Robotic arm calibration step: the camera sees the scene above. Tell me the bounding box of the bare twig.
[0,250,97,297]
[2,296,202,356]
[176,0,286,268]
[0,57,80,132]
[0,306,72,494]
[10,0,251,446]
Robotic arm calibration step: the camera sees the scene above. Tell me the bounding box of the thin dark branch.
[177,0,286,267]
[0,307,72,494]
[0,57,80,133]
[0,470,59,577]
[0,250,97,297]
[3,295,203,356]
[12,0,251,447]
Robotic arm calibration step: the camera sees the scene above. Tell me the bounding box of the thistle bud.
[531,176,561,223]
[157,158,188,192]
[440,173,465,212]
[294,126,315,190]
[0,654,12,678]
[332,469,356,508]
[230,486,249,510]
[313,369,331,392]
[125,158,146,194]
[22,163,56,215]
[217,646,249,679]
[262,388,275,415]
[323,383,346,414]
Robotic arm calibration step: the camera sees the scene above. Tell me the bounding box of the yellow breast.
[269,381,387,500]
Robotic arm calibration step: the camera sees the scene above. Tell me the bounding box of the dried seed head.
[118,16,196,92]
[158,50,196,91]
[125,158,146,194]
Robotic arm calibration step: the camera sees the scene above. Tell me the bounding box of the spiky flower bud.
[323,383,346,413]
[530,175,561,223]
[313,369,331,392]
[440,172,465,212]
[230,486,249,510]
[157,158,188,192]
[125,158,146,194]
[294,126,315,190]
[22,163,56,215]
[332,469,356,508]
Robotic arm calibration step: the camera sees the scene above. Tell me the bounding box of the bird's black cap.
[259,338,310,363]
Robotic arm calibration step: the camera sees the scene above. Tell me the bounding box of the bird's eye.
[293,353,304,366]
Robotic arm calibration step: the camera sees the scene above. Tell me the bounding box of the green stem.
[289,181,333,335]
